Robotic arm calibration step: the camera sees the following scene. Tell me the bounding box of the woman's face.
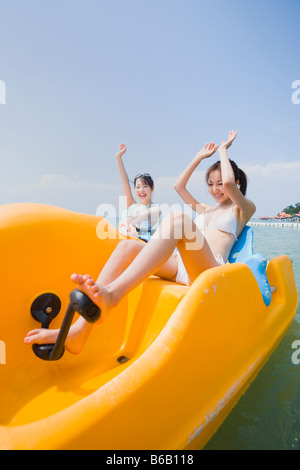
[134,178,153,205]
[207,169,231,204]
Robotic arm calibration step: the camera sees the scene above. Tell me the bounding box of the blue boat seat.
[228,226,272,306]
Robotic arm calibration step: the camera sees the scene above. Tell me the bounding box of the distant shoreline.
[249,220,300,229]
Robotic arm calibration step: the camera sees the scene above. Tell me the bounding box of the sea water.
[204,226,300,450]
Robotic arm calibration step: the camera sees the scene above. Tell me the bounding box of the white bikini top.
[195,205,238,241]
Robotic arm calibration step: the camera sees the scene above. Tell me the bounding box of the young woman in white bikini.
[25,131,256,354]
[173,131,253,285]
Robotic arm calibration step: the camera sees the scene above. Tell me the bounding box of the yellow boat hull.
[0,203,298,450]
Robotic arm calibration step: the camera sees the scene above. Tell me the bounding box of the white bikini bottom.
[175,252,226,286]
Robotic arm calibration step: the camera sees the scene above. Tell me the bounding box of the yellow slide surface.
[0,204,298,450]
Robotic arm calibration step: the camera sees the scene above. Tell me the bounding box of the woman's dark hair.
[205,159,248,196]
[134,173,154,190]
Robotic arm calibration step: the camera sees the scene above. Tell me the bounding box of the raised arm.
[174,142,218,213]
[218,131,256,220]
[116,144,136,208]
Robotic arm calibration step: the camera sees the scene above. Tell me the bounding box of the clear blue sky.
[0,0,299,217]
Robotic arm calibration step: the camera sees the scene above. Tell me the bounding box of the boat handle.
[31,289,101,361]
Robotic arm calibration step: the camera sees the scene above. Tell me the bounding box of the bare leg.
[25,212,216,354]
[72,211,219,316]
[25,238,178,353]
[108,211,218,300]
[97,239,178,285]
[24,240,145,353]
[97,239,145,285]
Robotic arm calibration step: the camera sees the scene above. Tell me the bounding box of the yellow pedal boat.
[0,203,298,450]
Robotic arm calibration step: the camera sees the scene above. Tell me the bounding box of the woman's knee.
[164,210,185,226]
[167,211,200,244]
[168,210,193,234]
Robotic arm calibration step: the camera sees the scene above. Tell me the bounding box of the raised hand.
[116,143,127,159]
[219,130,237,151]
[196,142,219,160]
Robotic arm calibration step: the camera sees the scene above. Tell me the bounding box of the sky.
[0,0,299,218]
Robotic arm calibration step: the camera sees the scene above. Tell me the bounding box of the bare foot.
[24,319,93,355]
[24,328,59,346]
[24,274,116,355]
[70,273,115,321]
[24,275,98,354]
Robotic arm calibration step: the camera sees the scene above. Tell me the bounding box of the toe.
[90,284,99,294]
[24,333,37,344]
[71,273,85,284]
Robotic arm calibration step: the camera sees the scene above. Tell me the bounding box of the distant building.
[274,212,292,219]
[259,210,300,221]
